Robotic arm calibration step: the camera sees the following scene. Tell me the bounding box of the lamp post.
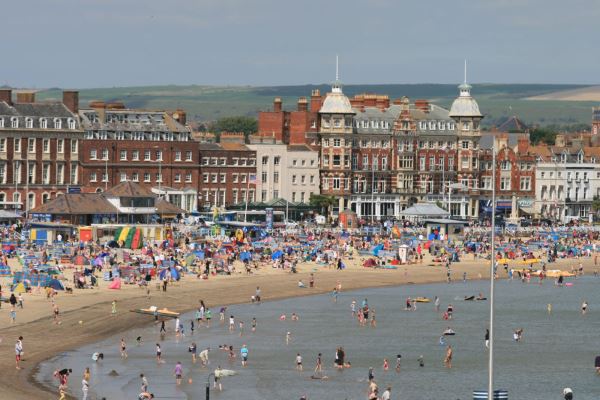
[206,372,215,400]
[488,142,496,399]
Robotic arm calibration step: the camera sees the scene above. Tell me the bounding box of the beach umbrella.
[72,255,90,266]
[271,250,283,260]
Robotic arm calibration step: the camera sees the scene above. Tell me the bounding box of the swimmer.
[155,343,162,363]
[136,336,143,345]
[418,355,424,367]
[382,358,389,371]
[439,336,446,346]
[251,317,257,332]
[291,313,299,321]
[314,353,322,374]
[581,300,588,315]
[279,314,286,321]
[286,331,292,345]
[395,355,401,373]
[120,338,127,358]
[296,353,303,371]
[92,352,104,362]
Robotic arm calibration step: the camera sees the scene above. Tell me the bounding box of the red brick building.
[78,103,199,212]
[479,133,536,218]
[198,142,257,209]
[0,89,82,214]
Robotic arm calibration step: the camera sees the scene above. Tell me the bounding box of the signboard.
[68,187,81,194]
[265,207,274,231]
[517,199,534,208]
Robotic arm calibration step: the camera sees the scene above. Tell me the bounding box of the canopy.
[399,203,450,218]
[48,278,65,291]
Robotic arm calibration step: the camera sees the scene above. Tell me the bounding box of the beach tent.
[363,258,377,268]
[13,282,26,294]
[372,244,384,257]
[108,277,122,289]
[72,255,91,266]
[271,250,284,260]
[48,278,65,291]
[240,251,252,262]
[170,266,180,281]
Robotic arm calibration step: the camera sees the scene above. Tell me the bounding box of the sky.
[2,0,599,88]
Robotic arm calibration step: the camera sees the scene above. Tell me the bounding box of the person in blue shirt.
[240,344,249,367]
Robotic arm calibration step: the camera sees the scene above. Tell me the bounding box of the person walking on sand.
[444,345,453,368]
[53,303,60,324]
[15,336,23,369]
[111,299,117,316]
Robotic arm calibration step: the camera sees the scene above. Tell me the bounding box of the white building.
[534,147,600,222]
[247,143,320,204]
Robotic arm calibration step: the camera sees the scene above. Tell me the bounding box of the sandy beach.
[0,253,594,399]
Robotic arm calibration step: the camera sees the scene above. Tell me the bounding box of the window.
[419,157,425,170]
[54,118,62,129]
[203,173,209,183]
[156,150,162,161]
[300,192,305,202]
[262,156,268,165]
[120,150,127,160]
[211,173,218,183]
[261,190,267,201]
[448,157,454,171]
[68,118,75,129]
[292,175,297,184]
[186,151,193,161]
[241,174,247,184]
[0,118,4,128]
[332,177,340,189]
[101,172,108,182]
[292,159,297,167]
[28,138,35,153]
[90,149,97,160]
[333,138,341,147]
[90,172,97,182]
[70,139,78,154]
[132,172,139,182]
[481,176,492,190]
[274,156,280,166]
[273,171,279,183]
[333,155,341,167]
[0,138,5,152]
[42,139,50,153]
[144,150,151,161]
[292,192,296,202]
[101,149,108,160]
[120,172,127,182]
[261,171,267,182]
[185,173,192,183]
[144,173,150,182]
[70,162,78,184]
[520,177,531,191]
[273,190,279,198]
[301,175,306,184]
[155,173,162,182]
[25,118,33,129]
[220,173,226,183]
[500,177,511,191]
[27,162,35,184]
[323,139,329,148]
[461,141,469,149]
[310,175,315,184]
[429,157,435,171]
[132,150,139,161]
[323,156,329,166]
[11,117,18,128]
[174,173,181,183]
[56,163,64,184]
[461,157,469,169]
[14,138,21,153]
[500,160,511,171]
[175,151,182,161]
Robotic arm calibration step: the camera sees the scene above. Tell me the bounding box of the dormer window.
[361,120,368,128]
[448,122,455,130]
[462,121,470,131]
[333,118,341,128]
[0,118,4,128]
[561,154,567,163]
[10,117,18,128]
[438,122,446,130]
[40,118,47,129]
[67,118,75,130]
[53,118,62,129]
[25,118,33,129]
[429,121,436,130]
[577,151,584,163]
[322,117,330,128]
[419,121,427,130]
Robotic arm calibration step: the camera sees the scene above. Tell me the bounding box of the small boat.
[476,297,487,301]
[443,329,456,336]
[130,307,180,318]
[464,296,475,301]
[415,297,431,303]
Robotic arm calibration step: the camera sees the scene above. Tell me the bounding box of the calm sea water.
[36,277,600,400]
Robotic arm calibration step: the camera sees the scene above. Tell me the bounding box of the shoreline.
[0,256,591,399]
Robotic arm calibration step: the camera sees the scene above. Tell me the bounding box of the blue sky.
[2,0,598,88]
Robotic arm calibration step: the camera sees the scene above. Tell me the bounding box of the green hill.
[35,83,597,127]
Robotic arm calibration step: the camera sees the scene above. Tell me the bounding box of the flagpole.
[488,143,496,399]
[244,175,250,223]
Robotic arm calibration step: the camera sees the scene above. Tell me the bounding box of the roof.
[319,85,354,115]
[399,203,450,217]
[220,142,249,151]
[198,143,222,151]
[0,101,80,129]
[287,144,316,152]
[480,132,524,150]
[449,84,482,118]
[78,108,189,133]
[423,219,469,225]
[104,181,154,198]
[156,198,186,215]
[497,116,528,132]
[0,210,20,220]
[30,194,117,215]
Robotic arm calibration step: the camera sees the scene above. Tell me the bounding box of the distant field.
[33,83,599,127]
[526,85,600,101]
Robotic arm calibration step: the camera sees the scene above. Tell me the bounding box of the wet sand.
[0,254,593,399]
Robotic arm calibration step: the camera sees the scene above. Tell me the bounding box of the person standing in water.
[395,355,401,373]
[485,329,490,349]
[434,296,440,312]
[314,353,322,374]
[581,300,588,315]
[174,361,183,385]
[155,343,162,363]
[120,338,127,358]
[444,345,453,368]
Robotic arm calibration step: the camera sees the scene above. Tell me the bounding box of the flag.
[249,174,260,185]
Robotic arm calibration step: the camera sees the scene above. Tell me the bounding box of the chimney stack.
[273,97,282,112]
[310,89,322,113]
[415,99,430,113]
[16,91,35,104]
[0,89,12,105]
[173,109,187,125]
[62,90,79,114]
[297,97,308,112]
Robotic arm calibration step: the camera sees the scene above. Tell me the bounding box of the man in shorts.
[240,344,249,367]
[15,336,23,369]
[296,353,303,371]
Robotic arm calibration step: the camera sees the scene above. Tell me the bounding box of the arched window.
[40,118,47,129]
[25,118,33,129]
[10,117,18,128]
[53,118,62,129]
[67,118,76,129]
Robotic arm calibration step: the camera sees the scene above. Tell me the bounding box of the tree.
[309,194,337,217]
[211,116,257,140]
[529,127,557,145]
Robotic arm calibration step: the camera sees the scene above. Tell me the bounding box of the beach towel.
[108,278,121,290]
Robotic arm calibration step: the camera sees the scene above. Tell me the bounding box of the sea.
[36,276,600,400]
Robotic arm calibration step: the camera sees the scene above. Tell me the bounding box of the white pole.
[105,158,108,191]
[25,162,29,220]
[371,158,375,224]
[244,175,250,223]
[442,151,445,207]
[488,144,496,400]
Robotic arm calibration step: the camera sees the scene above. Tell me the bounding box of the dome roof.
[319,84,354,114]
[449,83,482,118]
